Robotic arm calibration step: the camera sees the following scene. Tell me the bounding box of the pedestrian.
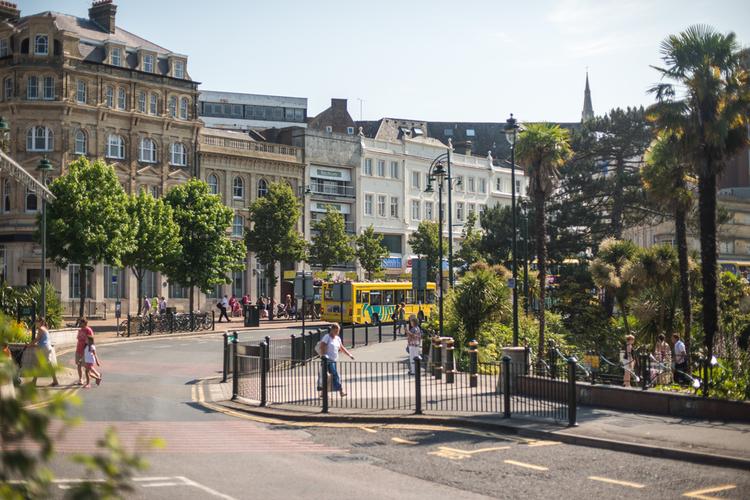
[622,334,636,387]
[398,302,406,335]
[654,334,672,385]
[151,296,158,312]
[82,335,102,388]
[392,303,401,333]
[406,315,422,375]
[76,318,94,385]
[141,296,151,316]
[218,295,230,323]
[672,333,688,385]
[242,294,250,306]
[318,323,355,397]
[158,296,167,315]
[32,317,59,387]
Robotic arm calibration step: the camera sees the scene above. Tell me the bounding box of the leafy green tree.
[121,190,181,315]
[515,123,573,357]
[308,205,354,272]
[456,211,484,271]
[164,179,246,313]
[246,182,306,304]
[355,225,388,280]
[589,238,640,336]
[650,25,750,363]
[45,158,134,319]
[478,204,515,265]
[407,221,443,283]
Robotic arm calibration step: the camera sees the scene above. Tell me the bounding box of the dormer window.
[34,35,48,55]
[143,54,154,73]
[111,47,121,66]
[174,60,185,79]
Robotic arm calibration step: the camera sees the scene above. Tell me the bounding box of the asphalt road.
[46,330,749,500]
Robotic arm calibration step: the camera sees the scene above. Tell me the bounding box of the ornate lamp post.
[505,114,521,347]
[425,159,447,338]
[37,157,53,319]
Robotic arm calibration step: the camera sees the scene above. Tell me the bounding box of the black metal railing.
[124,312,215,336]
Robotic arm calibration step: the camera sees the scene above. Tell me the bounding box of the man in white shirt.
[672,333,688,384]
[319,323,355,396]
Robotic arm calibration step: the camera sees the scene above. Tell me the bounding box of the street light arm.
[0,149,56,201]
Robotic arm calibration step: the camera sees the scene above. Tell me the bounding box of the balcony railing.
[310,219,356,233]
[200,133,301,161]
[309,183,356,198]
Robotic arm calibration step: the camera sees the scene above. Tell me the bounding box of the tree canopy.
[407,221,443,283]
[308,205,354,272]
[355,225,388,280]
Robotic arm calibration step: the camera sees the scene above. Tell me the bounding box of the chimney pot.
[0,1,19,22]
[89,0,117,34]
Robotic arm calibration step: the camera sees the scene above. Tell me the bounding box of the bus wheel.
[417,310,425,322]
[372,313,380,325]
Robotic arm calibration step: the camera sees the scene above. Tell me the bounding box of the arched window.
[139,138,157,163]
[3,180,10,212]
[207,174,219,195]
[117,87,126,109]
[168,96,177,118]
[25,188,37,212]
[179,97,189,120]
[34,35,48,55]
[170,142,186,166]
[257,178,268,198]
[232,176,244,200]
[26,126,53,151]
[106,134,125,159]
[232,214,244,237]
[74,129,87,155]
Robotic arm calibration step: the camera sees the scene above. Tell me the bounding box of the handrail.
[0,149,55,202]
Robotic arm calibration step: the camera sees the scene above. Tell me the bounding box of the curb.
[202,379,750,471]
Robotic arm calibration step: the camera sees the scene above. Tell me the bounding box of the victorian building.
[0,1,200,316]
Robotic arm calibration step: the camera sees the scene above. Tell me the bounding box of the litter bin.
[244,304,260,327]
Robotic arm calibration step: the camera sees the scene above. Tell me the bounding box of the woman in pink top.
[76,318,94,385]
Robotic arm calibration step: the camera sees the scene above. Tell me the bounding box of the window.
[719,240,735,254]
[257,178,268,197]
[139,137,156,163]
[390,161,399,179]
[0,39,8,58]
[479,204,487,220]
[455,175,464,192]
[117,87,126,109]
[468,176,475,193]
[325,126,332,133]
[206,284,221,300]
[149,93,158,115]
[74,129,87,155]
[170,143,186,166]
[346,126,354,135]
[444,128,453,136]
[456,202,464,221]
[34,35,48,55]
[468,203,476,218]
[143,54,154,73]
[68,264,92,299]
[425,201,434,221]
[25,188,37,212]
[41,77,54,100]
[179,97,189,120]
[76,80,86,103]
[516,179,522,194]
[364,194,373,216]
[466,128,475,137]
[377,195,386,217]
[106,135,125,159]
[390,196,399,218]
[364,158,373,176]
[232,214,244,237]
[111,47,121,66]
[26,126,53,151]
[207,174,219,195]
[377,160,385,177]
[411,200,420,220]
[174,60,185,79]
[233,177,244,199]
[479,178,487,194]
[232,270,245,298]
[104,266,124,299]
[411,171,420,189]
[137,91,146,112]
[3,77,12,100]
[3,180,10,212]
[496,178,503,192]
[105,85,114,107]
[168,96,177,117]
[27,76,38,99]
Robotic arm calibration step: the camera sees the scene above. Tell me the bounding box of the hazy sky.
[22,0,750,122]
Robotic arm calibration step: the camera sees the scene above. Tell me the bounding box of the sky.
[22,0,750,123]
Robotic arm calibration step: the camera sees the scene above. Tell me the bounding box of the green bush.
[0,281,62,330]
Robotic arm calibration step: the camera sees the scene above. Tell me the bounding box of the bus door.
[360,291,370,321]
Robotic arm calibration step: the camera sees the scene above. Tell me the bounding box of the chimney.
[331,98,347,110]
[89,0,117,34]
[0,2,20,22]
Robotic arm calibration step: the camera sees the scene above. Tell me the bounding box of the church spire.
[582,70,594,122]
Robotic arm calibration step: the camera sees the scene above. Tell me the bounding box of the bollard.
[365,323,369,346]
[641,351,649,391]
[222,332,229,383]
[148,313,154,336]
[548,340,556,379]
[433,338,443,380]
[502,355,511,418]
[445,338,455,384]
[212,310,215,331]
[127,314,131,337]
[260,342,267,406]
[231,336,239,400]
[351,324,356,349]
[264,336,271,373]
[321,356,329,413]
[468,339,478,388]
[567,356,578,426]
[378,322,383,343]
[290,334,296,365]
[414,356,423,415]
[524,344,530,375]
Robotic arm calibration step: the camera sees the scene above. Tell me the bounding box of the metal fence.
[123,312,215,337]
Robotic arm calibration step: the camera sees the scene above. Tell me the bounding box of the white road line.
[176,476,238,500]
[133,477,176,482]
[142,482,181,488]
[504,460,549,471]
[589,476,645,489]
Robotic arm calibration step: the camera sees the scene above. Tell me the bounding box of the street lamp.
[521,199,530,315]
[37,157,53,320]
[298,184,311,325]
[505,113,521,347]
[425,159,447,338]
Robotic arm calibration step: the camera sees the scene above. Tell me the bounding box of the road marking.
[142,482,181,487]
[683,484,736,499]
[589,476,645,489]
[429,446,510,460]
[504,460,548,471]
[24,387,80,410]
[359,426,377,433]
[391,437,418,445]
[176,476,237,500]
[527,440,561,448]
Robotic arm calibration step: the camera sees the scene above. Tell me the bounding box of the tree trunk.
[611,156,625,239]
[189,285,194,314]
[78,265,86,319]
[534,193,546,359]
[133,268,144,316]
[698,171,718,365]
[619,296,630,336]
[268,261,276,320]
[675,204,692,354]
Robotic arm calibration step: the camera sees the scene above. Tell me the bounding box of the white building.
[198,91,307,131]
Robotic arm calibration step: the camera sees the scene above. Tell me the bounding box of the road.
[47,330,749,499]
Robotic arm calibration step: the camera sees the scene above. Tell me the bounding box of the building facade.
[198,90,307,131]
[0,1,200,316]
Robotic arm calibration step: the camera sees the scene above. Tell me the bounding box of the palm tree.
[515,123,573,357]
[641,131,694,353]
[590,238,640,336]
[649,25,750,363]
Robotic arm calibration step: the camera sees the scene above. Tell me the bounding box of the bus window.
[356,290,362,303]
[395,290,405,304]
[384,290,394,304]
[426,290,436,304]
[370,291,382,305]
[721,263,738,274]
[361,292,370,305]
[405,289,413,304]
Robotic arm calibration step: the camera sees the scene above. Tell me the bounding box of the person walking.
[75,318,94,385]
[398,302,406,335]
[158,296,167,315]
[82,335,102,388]
[406,315,422,375]
[218,295,230,323]
[319,323,355,397]
[392,304,401,333]
[654,334,672,385]
[673,333,688,385]
[32,317,59,387]
[141,296,151,316]
[622,334,636,387]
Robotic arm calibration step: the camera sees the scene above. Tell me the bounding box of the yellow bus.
[321,282,437,325]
